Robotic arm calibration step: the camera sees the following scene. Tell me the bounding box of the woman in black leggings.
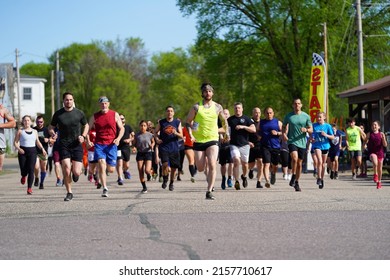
[14,115,47,195]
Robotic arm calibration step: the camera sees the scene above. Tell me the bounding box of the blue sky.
[0,0,197,67]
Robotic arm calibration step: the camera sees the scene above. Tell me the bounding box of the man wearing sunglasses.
[33,115,51,189]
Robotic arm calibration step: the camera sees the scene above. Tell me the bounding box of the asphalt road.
[0,157,389,260]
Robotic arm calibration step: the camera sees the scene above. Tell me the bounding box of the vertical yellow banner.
[309,53,327,122]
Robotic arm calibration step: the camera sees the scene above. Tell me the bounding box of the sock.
[40,172,47,183]
[189,165,196,177]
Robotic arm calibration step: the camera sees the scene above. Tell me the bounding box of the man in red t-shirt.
[87,96,124,197]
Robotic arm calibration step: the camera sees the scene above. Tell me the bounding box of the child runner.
[133,120,155,193]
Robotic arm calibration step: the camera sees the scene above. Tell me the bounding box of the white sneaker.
[287,174,292,180]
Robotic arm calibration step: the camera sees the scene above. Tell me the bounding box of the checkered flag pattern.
[312,53,324,66]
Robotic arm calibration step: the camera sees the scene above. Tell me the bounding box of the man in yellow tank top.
[186,83,229,200]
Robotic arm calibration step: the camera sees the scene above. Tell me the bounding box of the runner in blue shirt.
[311,112,334,189]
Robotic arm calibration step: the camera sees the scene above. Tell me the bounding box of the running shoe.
[377,182,382,189]
[162,180,167,189]
[241,175,248,188]
[96,183,102,189]
[64,192,73,201]
[316,178,321,185]
[142,187,148,193]
[169,182,174,191]
[117,178,124,185]
[256,181,263,188]
[191,177,195,183]
[205,191,215,200]
[227,178,233,188]
[88,175,94,183]
[248,169,254,179]
[270,172,276,185]
[102,187,108,197]
[319,179,324,189]
[221,179,226,190]
[294,181,301,192]
[34,178,39,187]
[39,183,44,189]
[56,178,62,186]
[27,188,33,195]
[234,180,240,190]
[265,181,271,188]
[330,171,334,179]
[20,176,26,185]
[289,174,296,187]
[124,171,132,179]
[373,174,378,183]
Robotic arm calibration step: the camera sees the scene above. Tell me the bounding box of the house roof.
[338,75,390,98]
[20,74,47,83]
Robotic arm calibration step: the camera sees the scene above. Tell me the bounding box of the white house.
[15,74,47,121]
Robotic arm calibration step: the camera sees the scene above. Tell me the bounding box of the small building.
[338,75,390,133]
[15,74,47,121]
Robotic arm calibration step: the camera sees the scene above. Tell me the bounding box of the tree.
[146,48,202,121]
[178,0,390,118]
[48,43,142,121]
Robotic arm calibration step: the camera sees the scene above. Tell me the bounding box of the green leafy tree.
[178,0,390,118]
[48,43,142,121]
[146,48,202,122]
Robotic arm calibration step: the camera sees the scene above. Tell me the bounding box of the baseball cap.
[99,96,110,103]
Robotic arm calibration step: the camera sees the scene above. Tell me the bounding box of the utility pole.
[55,51,60,110]
[51,70,55,116]
[356,0,364,85]
[15,48,22,121]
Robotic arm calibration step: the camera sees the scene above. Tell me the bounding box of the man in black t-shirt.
[227,102,256,190]
[48,92,89,201]
[33,115,51,189]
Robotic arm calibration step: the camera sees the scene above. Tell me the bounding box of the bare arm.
[185,104,198,142]
[34,130,47,155]
[13,130,23,154]
[0,108,16,129]
[175,122,183,139]
[114,112,124,146]
[154,121,162,145]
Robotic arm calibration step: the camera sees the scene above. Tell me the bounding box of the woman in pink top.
[364,121,388,189]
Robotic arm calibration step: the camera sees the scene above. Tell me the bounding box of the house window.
[23,87,32,100]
